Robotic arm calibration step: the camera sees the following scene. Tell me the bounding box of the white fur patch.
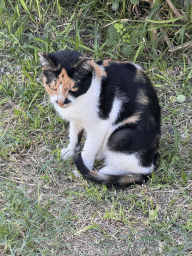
[109,98,122,124]
[100,98,122,149]
[104,150,154,175]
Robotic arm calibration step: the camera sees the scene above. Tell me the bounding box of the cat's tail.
[72,143,150,187]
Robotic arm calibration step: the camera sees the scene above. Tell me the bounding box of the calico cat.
[39,50,160,186]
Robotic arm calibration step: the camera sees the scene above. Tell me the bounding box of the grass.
[0,0,192,255]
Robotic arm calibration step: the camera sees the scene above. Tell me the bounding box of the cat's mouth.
[58,104,71,108]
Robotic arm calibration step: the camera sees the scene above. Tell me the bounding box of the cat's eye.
[49,83,57,90]
[70,86,78,92]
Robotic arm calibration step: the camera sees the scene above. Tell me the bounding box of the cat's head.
[39,50,106,108]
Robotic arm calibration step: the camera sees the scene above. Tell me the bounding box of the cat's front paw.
[61,147,74,160]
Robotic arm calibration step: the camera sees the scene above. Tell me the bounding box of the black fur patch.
[43,70,56,85]
[69,71,92,98]
[98,77,115,119]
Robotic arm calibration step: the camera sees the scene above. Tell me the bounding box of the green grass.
[0,0,192,255]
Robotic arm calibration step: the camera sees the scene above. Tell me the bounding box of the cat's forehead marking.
[136,89,149,105]
[56,68,75,107]
[56,68,75,91]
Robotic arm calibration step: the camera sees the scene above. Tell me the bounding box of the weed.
[0,0,192,255]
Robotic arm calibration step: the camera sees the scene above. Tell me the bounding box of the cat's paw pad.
[61,147,73,160]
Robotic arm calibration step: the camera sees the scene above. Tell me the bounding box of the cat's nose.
[64,98,71,104]
[56,98,71,106]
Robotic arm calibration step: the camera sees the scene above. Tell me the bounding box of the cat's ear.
[74,56,93,72]
[75,56,106,81]
[38,52,60,71]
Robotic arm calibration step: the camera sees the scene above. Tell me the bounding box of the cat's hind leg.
[98,165,145,185]
[105,150,154,175]
[99,165,123,175]
[73,144,147,186]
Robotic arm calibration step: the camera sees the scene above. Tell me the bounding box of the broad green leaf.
[130,37,136,44]
[122,45,133,56]
[106,38,117,47]
[109,25,119,38]
[114,23,119,29]
[131,29,138,37]
[119,24,124,29]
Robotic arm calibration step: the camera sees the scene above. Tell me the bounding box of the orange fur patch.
[136,89,149,105]
[119,174,142,185]
[89,170,100,179]
[121,112,140,125]
[102,59,131,67]
[56,69,75,106]
[43,68,75,107]
[56,69,75,95]
[43,77,57,96]
[134,69,147,84]
[88,60,107,81]
[102,59,112,67]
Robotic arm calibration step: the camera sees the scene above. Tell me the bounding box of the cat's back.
[98,60,161,164]
[98,60,156,95]
[97,60,160,119]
